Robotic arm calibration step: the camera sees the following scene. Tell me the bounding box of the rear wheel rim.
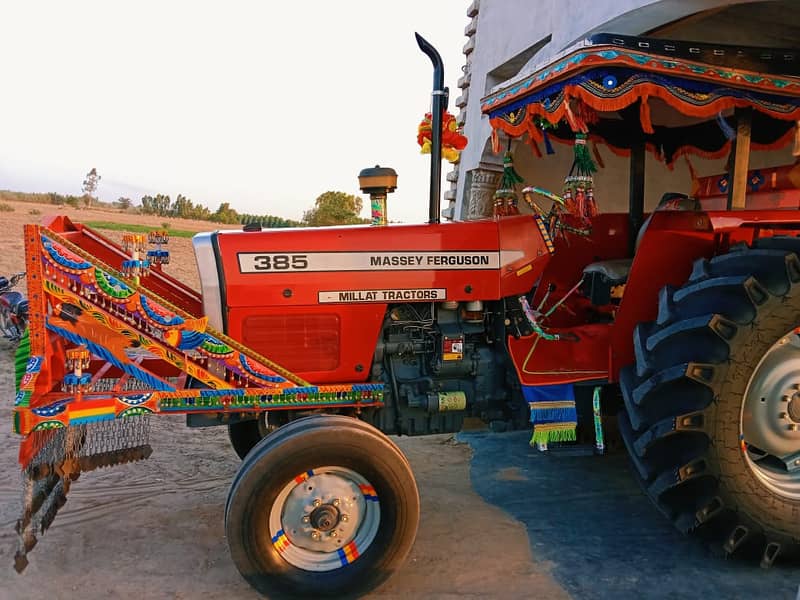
[268,466,380,572]
[741,328,800,500]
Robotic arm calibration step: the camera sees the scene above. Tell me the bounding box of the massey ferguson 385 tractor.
[9,33,800,596]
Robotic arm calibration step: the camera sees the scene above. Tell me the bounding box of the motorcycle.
[0,272,28,342]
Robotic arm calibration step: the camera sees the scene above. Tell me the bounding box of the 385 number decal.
[250,254,308,271]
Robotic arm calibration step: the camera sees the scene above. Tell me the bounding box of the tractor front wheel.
[227,412,287,460]
[225,414,419,597]
[620,239,800,565]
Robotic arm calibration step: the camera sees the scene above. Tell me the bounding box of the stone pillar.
[463,165,503,219]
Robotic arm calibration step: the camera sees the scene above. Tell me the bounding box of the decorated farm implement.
[10,33,800,597]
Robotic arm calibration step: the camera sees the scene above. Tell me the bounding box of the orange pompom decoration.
[417,111,468,163]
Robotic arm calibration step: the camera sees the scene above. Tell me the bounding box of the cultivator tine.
[13,416,153,572]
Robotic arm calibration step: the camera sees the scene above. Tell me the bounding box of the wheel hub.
[788,393,800,423]
[742,331,800,498]
[273,469,379,564]
[310,504,340,532]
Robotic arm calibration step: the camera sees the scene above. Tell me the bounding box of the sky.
[0,1,469,223]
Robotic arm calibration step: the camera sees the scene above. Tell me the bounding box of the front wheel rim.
[741,328,800,500]
[268,466,380,572]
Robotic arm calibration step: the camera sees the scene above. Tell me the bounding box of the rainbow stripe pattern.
[337,541,360,565]
[294,470,314,484]
[271,529,290,553]
[359,483,378,502]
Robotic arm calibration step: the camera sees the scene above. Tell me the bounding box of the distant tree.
[116,196,132,210]
[210,202,239,224]
[171,194,194,219]
[81,168,101,208]
[302,191,367,227]
[140,194,172,216]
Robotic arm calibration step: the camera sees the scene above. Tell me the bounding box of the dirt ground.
[0,204,568,598]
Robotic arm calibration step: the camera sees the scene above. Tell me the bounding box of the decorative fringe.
[639,97,654,134]
[572,134,597,176]
[684,155,699,196]
[530,424,578,446]
[543,129,555,155]
[592,386,604,454]
[15,328,30,392]
[525,384,577,447]
[528,401,577,424]
[528,138,543,158]
[717,112,736,141]
[491,129,500,154]
[501,151,525,188]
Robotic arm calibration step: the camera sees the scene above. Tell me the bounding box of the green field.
[83,221,197,238]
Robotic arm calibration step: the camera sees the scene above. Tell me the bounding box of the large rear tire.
[620,239,800,566]
[225,414,419,597]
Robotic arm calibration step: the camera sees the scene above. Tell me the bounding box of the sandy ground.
[0,203,568,598]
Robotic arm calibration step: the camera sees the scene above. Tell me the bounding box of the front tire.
[225,415,419,597]
[620,239,800,566]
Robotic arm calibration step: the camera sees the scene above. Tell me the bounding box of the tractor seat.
[582,193,699,304]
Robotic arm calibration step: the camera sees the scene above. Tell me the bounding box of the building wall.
[450,0,799,219]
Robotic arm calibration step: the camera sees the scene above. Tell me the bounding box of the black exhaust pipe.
[415,33,448,225]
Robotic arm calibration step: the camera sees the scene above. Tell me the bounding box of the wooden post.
[727,108,752,210]
[629,137,646,255]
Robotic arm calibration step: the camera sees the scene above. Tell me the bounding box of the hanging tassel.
[793,121,800,157]
[685,155,701,197]
[572,134,597,176]
[543,128,555,155]
[717,112,736,141]
[591,141,605,169]
[491,129,500,154]
[501,151,524,189]
[528,138,543,158]
[639,96,654,134]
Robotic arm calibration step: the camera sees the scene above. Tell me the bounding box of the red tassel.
[491,129,500,154]
[640,97,654,134]
[574,186,586,221]
[528,138,543,158]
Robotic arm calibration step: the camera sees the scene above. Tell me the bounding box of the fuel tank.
[193,214,552,383]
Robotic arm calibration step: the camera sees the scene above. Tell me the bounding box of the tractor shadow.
[459,430,798,600]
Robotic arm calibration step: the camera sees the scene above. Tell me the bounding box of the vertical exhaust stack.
[415,33,448,225]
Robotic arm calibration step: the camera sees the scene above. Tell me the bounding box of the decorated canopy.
[481,35,800,166]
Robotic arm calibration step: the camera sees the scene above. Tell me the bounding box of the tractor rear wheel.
[620,239,800,566]
[225,414,419,597]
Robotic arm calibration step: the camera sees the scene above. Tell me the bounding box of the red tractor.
[11,33,800,597]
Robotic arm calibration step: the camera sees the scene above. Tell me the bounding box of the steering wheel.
[521,186,591,238]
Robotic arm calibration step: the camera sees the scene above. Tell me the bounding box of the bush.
[0,203,14,212]
[29,209,41,215]
[161,222,171,230]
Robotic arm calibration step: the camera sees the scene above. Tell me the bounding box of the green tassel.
[501,151,524,189]
[529,425,577,446]
[15,327,30,392]
[573,133,597,177]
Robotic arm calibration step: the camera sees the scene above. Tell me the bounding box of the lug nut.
[311,531,320,540]
[788,424,799,431]
[302,516,310,524]
[332,499,340,507]
[313,499,321,507]
[341,515,349,522]
[780,412,788,419]
[330,531,338,538]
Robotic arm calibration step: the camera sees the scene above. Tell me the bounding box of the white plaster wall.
[454,0,791,219]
